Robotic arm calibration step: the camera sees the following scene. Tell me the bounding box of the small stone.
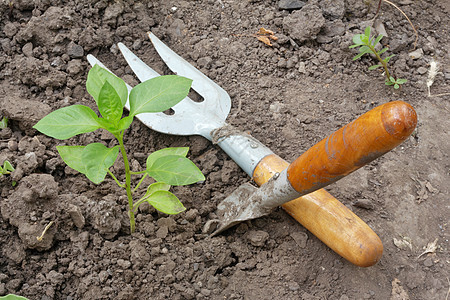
[290,231,308,248]
[185,209,198,221]
[269,101,283,113]
[22,42,33,57]
[8,140,18,151]
[408,48,423,60]
[417,67,428,75]
[288,281,300,291]
[156,226,168,239]
[423,257,433,267]
[117,259,131,269]
[67,41,84,58]
[247,230,269,247]
[66,59,83,75]
[200,289,211,297]
[298,61,307,74]
[68,204,85,229]
[319,0,345,19]
[352,199,374,210]
[278,0,306,10]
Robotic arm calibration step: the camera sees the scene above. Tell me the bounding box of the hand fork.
[87,32,417,267]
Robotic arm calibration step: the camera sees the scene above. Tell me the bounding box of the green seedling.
[0,160,14,176]
[34,65,205,233]
[350,26,407,89]
[0,116,8,129]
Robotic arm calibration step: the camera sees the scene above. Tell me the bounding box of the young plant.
[0,116,8,129]
[0,160,14,176]
[350,26,407,89]
[33,65,205,233]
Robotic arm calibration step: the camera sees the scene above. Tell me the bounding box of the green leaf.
[394,83,399,89]
[377,47,389,55]
[373,34,383,46]
[389,76,395,82]
[396,78,407,84]
[57,146,86,174]
[353,52,367,60]
[0,117,7,129]
[148,155,205,186]
[87,65,128,107]
[2,160,14,173]
[360,35,369,44]
[0,294,30,300]
[368,64,382,70]
[117,116,134,131]
[383,54,395,63]
[98,80,123,124]
[146,190,186,214]
[33,105,100,140]
[358,45,370,53]
[349,44,361,49]
[385,79,394,86]
[364,26,371,38]
[82,143,119,184]
[142,182,171,200]
[352,34,364,45]
[146,147,189,170]
[129,75,192,116]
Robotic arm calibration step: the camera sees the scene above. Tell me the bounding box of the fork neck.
[207,124,274,177]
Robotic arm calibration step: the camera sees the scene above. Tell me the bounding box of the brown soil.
[1,1,449,299]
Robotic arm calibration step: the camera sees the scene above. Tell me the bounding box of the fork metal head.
[88,33,232,139]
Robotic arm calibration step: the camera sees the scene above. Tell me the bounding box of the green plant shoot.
[33,65,205,233]
[0,160,14,176]
[350,26,407,89]
[0,116,8,129]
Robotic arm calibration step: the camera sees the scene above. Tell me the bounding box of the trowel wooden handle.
[286,101,417,194]
[252,101,417,267]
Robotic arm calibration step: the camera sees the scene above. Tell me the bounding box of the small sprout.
[0,160,15,176]
[350,26,407,89]
[36,221,54,241]
[34,65,205,233]
[0,116,8,129]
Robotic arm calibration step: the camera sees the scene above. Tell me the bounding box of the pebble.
[67,41,84,58]
[408,48,424,60]
[290,231,308,248]
[288,281,300,291]
[8,140,18,151]
[22,42,33,57]
[423,257,433,267]
[417,67,428,75]
[352,199,374,210]
[278,0,306,10]
[68,204,85,228]
[298,61,307,74]
[247,230,269,247]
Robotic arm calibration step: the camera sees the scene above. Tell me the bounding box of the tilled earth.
[0,1,449,299]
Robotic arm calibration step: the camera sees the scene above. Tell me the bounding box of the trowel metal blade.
[210,183,270,236]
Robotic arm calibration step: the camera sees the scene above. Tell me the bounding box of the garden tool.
[87,32,417,267]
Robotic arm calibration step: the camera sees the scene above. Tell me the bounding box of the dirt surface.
[1,0,449,299]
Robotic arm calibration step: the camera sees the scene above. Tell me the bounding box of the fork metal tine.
[148,32,231,119]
